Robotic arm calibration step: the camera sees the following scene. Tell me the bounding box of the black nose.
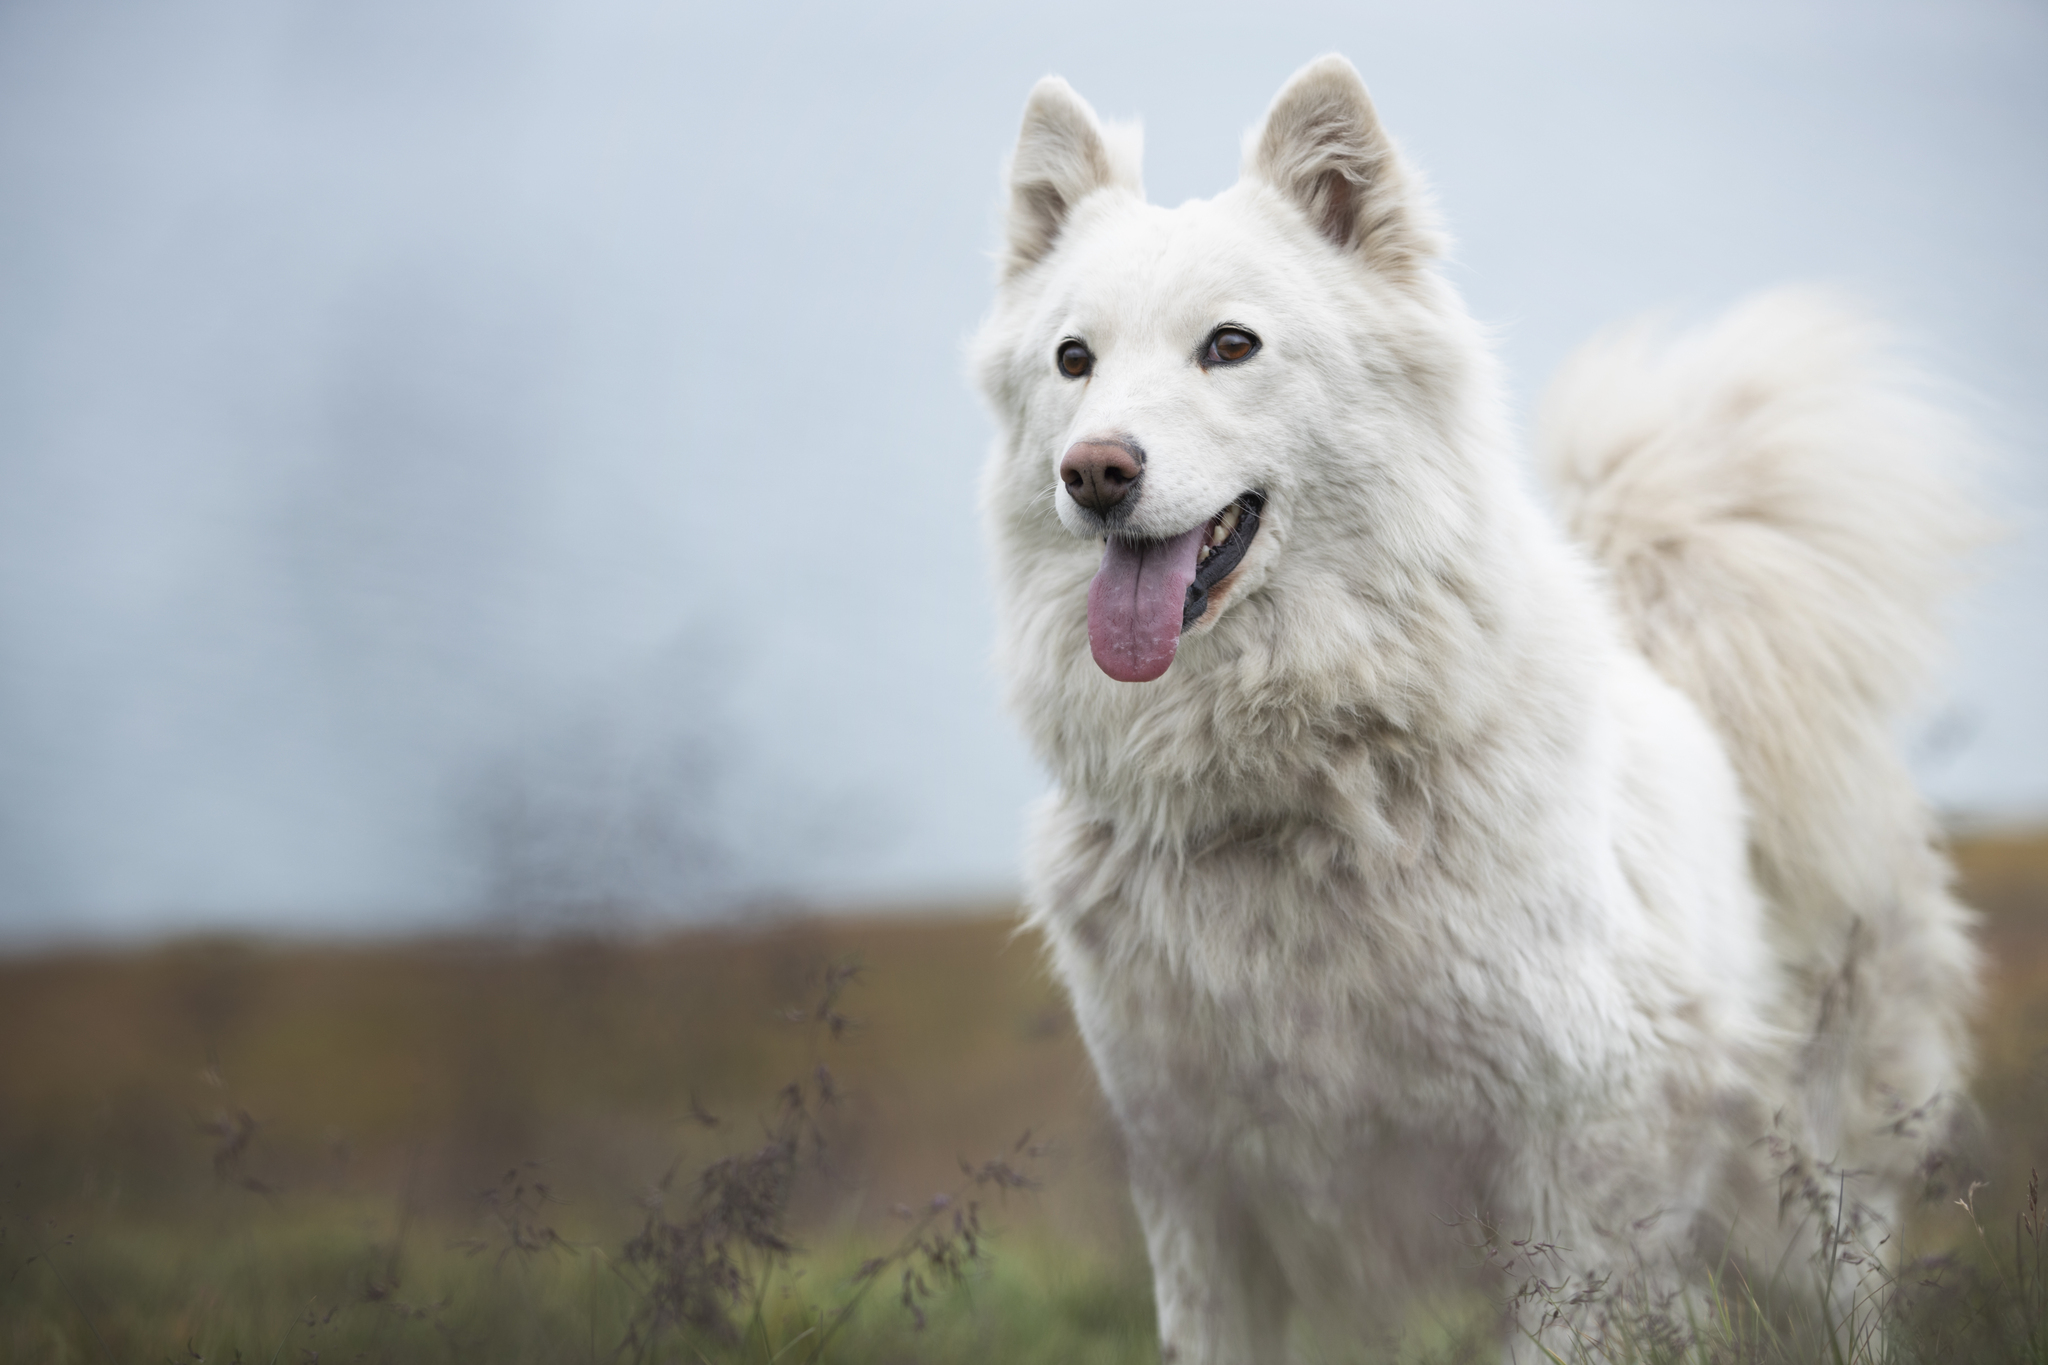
[1060,438,1144,514]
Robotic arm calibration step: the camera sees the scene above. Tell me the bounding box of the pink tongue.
[1086,524,1208,682]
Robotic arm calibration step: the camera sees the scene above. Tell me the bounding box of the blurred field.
[5,829,2048,1361]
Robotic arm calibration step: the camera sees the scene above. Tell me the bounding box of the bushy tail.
[1540,290,1985,1164]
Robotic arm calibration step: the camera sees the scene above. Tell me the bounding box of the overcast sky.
[1,0,2043,942]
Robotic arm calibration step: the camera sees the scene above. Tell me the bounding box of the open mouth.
[1086,492,1265,683]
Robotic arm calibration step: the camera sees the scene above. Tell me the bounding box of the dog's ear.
[1004,77,1141,279]
[1247,55,1437,278]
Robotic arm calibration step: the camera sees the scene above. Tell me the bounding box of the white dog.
[975,55,1981,1361]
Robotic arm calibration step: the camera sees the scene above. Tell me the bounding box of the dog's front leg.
[1128,1159,1292,1364]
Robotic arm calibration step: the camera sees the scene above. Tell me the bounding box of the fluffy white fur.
[975,54,1981,1361]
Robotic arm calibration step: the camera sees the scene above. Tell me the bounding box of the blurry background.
[5,6,2048,1359]
[0,0,2042,941]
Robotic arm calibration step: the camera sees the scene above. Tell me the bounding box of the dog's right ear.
[1003,78,1140,279]
[1247,55,1438,279]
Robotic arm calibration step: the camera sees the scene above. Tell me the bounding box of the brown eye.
[1056,339,1093,379]
[1205,327,1260,366]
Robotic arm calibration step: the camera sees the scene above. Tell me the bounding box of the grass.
[2,919,1147,1362]
[4,829,2048,1362]
[5,1206,1159,1364]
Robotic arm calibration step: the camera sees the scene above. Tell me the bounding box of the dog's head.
[978,58,1500,707]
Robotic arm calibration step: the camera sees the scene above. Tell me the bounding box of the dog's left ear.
[1003,77,1143,279]
[1247,55,1438,278]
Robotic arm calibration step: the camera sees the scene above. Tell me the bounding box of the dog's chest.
[1062,920,1540,1147]
[1029,807,1614,1151]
